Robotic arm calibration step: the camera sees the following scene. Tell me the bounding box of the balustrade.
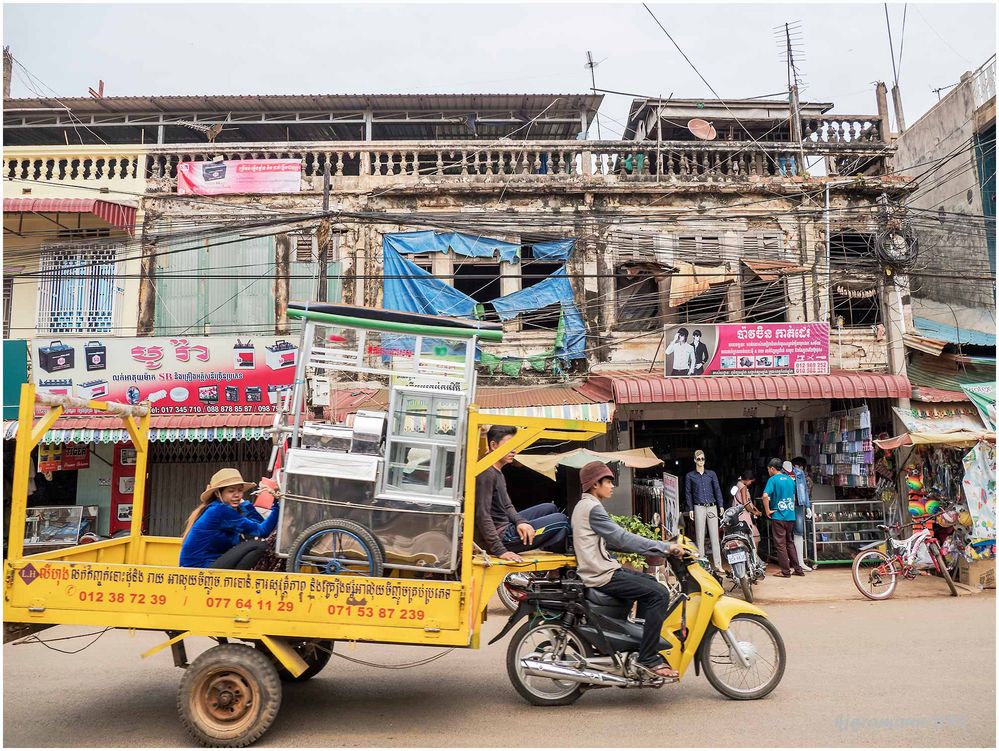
[5,127,891,193]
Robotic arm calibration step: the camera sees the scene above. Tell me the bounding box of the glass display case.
[808,498,886,565]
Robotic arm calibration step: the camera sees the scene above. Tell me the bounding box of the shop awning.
[3,414,275,444]
[328,384,615,422]
[874,430,996,450]
[579,370,911,404]
[516,447,662,480]
[3,198,138,236]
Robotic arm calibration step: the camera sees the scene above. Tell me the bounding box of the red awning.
[3,198,137,236]
[579,370,912,404]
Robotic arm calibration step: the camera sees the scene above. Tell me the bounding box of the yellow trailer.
[3,383,603,747]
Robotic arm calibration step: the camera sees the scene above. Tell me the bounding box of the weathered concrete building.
[5,88,917,530]
[892,56,996,316]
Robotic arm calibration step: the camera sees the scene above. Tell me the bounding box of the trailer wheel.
[259,639,334,682]
[288,519,384,577]
[178,643,282,748]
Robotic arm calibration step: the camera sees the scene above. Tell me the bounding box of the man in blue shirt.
[761,458,805,577]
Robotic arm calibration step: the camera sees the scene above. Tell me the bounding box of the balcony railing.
[3,126,892,193]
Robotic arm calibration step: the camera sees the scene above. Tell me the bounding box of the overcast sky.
[3,2,996,137]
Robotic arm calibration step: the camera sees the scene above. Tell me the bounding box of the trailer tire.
[288,519,384,577]
[178,643,282,748]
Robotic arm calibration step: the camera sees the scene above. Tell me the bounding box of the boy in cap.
[571,460,684,679]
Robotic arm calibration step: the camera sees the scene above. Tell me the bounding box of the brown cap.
[580,461,614,492]
[200,468,255,503]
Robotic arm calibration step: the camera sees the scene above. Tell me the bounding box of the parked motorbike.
[491,540,785,705]
[717,505,766,602]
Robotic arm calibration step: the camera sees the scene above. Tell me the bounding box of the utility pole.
[3,47,12,99]
[585,51,601,139]
[316,161,331,302]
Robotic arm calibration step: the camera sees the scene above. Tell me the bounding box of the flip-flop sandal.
[638,662,679,680]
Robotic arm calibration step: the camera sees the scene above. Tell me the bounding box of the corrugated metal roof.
[580,370,911,405]
[4,93,602,115]
[911,386,971,403]
[3,198,137,235]
[912,317,996,348]
[907,353,996,393]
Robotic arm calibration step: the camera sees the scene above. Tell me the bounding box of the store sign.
[31,336,298,416]
[177,159,302,195]
[663,323,829,377]
[961,382,996,431]
[662,472,680,537]
[893,405,985,434]
[38,444,63,472]
[61,445,90,470]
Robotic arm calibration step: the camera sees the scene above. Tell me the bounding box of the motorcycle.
[717,505,766,602]
[491,539,786,705]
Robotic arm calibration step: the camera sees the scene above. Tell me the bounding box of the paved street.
[3,586,995,748]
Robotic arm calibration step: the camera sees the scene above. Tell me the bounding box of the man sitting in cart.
[179,468,280,570]
[474,425,570,562]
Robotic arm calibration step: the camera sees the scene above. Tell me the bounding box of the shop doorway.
[633,417,788,508]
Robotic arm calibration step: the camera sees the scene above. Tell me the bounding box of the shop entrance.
[633,416,788,506]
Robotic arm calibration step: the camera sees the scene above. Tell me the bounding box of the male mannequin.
[684,449,723,569]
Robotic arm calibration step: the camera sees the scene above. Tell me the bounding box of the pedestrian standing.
[761,458,804,577]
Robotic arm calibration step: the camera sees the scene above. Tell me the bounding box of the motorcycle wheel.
[739,575,754,603]
[699,614,785,700]
[506,621,590,706]
[852,549,897,600]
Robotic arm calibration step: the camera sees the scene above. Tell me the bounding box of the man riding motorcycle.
[570,461,684,680]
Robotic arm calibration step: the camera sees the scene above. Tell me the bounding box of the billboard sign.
[31,336,299,416]
[663,323,829,377]
[177,159,302,195]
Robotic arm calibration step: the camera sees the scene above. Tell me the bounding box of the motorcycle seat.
[585,588,629,608]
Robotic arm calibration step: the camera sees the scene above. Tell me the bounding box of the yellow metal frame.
[3,386,605,677]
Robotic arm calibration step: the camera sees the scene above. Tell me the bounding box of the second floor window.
[37,241,121,334]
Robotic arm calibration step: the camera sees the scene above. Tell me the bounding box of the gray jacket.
[571,493,676,588]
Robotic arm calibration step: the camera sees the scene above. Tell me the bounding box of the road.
[3,592,995,748]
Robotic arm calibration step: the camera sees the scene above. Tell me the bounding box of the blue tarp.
[385,230,520,264]
[532,239,575,261]
[383,246,478,318]
[490,267,586,359]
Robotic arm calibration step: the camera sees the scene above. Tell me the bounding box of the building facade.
[4,87,917,536]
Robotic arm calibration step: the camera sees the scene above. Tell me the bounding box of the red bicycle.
[851,511,958,600]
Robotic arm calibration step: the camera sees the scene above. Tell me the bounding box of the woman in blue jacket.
[179,468,280,569]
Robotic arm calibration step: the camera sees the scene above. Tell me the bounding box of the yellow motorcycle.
[492,539,786,704]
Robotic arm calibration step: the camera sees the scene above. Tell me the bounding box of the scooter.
[717,505,766,603]
[491,538,785,705]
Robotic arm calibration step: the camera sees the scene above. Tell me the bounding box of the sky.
[3,1,996,138]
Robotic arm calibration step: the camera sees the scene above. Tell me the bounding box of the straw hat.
[200,468,255,503]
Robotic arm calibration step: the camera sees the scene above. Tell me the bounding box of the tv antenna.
[584,50,605,139]
[775,21,807,164]
[176,113,234,143]
[687,118,717,141]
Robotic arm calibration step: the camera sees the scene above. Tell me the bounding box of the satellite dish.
[687,118,717,141]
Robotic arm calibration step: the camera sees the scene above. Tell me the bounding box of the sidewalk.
[746,564,992,605]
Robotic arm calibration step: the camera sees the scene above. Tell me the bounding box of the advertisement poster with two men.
[663,323,830,377]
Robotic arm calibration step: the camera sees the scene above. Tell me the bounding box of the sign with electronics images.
[31,336,299,415]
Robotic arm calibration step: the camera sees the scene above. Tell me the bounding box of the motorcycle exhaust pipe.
[520,658,633,687]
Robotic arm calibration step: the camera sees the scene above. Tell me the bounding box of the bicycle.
[851,510,958,600]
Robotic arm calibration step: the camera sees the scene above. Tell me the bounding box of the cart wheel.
[178,643,282,747]
[288,519,384,577]
[260,639,334,682]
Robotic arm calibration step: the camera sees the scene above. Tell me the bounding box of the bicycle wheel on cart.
[288,519,384,577]
[852,549,897,600]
